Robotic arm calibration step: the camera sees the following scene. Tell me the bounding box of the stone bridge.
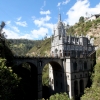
[12,56,66,99]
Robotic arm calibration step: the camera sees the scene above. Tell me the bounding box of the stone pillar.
[37,74,42,99]
[37,61,43,99]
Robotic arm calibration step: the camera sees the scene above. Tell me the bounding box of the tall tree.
[0,58,21,100]
[79,16,84,23]
[0,21,6,39]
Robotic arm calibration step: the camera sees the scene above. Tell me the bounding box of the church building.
[49,14,96,99]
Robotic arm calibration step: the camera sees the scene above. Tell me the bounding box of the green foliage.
[81,61,100,100]
[67,16,100,36]
[96,49,100,58]
[8,39,42,56]
[28,38,51,57]
[81,87,100,100]
[67,26,75,35]
[0,58,21,100]
[49,92,70,100]
[42,64,49,86]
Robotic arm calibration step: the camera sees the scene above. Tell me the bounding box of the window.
[79,61,83,70]
[80,80,84,93]
[80,74,82,78]
[73,62,77,71]
[74,81,78,95]
[59,35,61,40]
[84,62,87,70]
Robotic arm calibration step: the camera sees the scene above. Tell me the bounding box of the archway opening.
[42,63,49,99]
[13,62,38,100]
[42,61,63,99]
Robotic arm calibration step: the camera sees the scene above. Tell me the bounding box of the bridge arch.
[41,60,64,98]
[12,62,38,100]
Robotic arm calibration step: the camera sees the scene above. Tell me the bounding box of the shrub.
[0,58,21,100]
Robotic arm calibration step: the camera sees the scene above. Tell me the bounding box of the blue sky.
[0,0,100,40]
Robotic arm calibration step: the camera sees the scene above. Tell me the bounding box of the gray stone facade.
[49,14,96,99]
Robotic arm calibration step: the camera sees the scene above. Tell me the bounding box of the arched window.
[55,48,58,53]
[84,62,87,70]
[79,61,83,70]
[80,80,84,94]
[74,80,78,96]
[73,62,77,71]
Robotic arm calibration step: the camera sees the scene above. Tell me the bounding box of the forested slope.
[8,39,42,56]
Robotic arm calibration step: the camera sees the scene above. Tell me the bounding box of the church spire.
[58,14,61,22]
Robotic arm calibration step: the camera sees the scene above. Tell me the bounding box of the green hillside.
[27,38,51,57]
[8,39,42,56]
[67,16,100,37]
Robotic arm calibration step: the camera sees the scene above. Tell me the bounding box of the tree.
[0,21,6,39]
[49,92,70,100]
[81,61,100,100]
[79,16,84,23]
[0,58,21,100]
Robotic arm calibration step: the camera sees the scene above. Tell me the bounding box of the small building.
[85,14,100,22]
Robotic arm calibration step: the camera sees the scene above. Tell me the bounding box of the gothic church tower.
[51,14,67,57]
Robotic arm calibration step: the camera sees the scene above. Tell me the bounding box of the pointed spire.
[58,14,61,22]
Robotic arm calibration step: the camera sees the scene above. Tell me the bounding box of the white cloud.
[5,21,20,33]
[40,1,46,10]
[62,0,70,5]
[34,15,51,27]
[66,0,100,25]
[3,28,34,39]
[57,0,70,6]
[96,3,100,8]
[20,34,33,39]
[3,28,20,39]
[57,2,61,7]
[12,26,20,33]
[15,21,27,27]
[31,27,48,39]
[33,14,55,35]
[17,17,22,21]
[40,10,51,15]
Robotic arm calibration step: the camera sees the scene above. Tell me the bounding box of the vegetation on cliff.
[0,58,21,100]
[81,60,100,100]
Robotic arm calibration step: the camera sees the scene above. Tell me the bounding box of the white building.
[49,14,96,99]
[85,14,100,22]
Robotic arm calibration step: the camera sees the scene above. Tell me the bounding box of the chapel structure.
[49,14,96,99]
